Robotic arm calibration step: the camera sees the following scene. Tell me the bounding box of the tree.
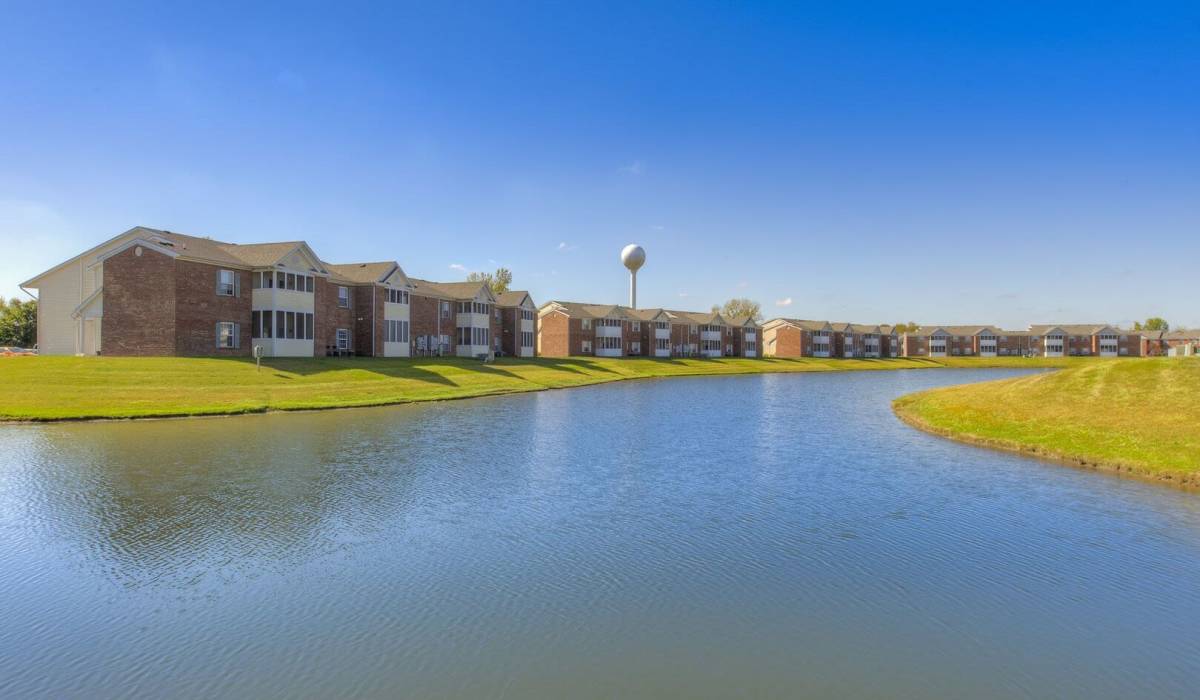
[466,267,513,295]
[892,322,920,334]
[1142,317,1169,331]
[712,298,762,321]
[0,297,37,348]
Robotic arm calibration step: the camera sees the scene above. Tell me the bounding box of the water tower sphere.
[621,244,646,271]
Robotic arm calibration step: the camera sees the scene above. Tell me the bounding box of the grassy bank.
[1,354,1078,422]
[893,358,1200,488]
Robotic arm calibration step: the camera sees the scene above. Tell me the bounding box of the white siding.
[34,263,84,355]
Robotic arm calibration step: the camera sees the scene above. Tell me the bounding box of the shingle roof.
[540,301,642,320]
[409,278,490,300]
[765,318,833,332]
[1028,324,1118,335]
[325,261,397,284]
[661,310,711,325]
[494,290,533,307]
[140,228,316,269]
[219,241,306,267]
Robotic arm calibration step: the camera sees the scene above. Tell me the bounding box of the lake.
[2,368,1199,698]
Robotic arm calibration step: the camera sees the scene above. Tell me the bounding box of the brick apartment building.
[20,226,536,358]
[537,302,760,358]
[762,319,902,359]
[1142,329,1199,356]
[895,324,1144,357]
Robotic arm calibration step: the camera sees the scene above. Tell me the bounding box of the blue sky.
[2,2,1197,328]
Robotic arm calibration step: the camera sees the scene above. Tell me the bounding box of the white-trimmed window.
[440,301,451,319]
[581,340,592,353]
[216,322,239,348]
[336,329,350,350]
[216,269,238,296]
[521,331,534,347]
[387,288,409,304]
[337,286,350,308]
[581,318,592,330]
[521,309,534,321]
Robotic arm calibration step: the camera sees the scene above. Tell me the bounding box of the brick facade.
[102,246,178,356]
[315,277,356,355]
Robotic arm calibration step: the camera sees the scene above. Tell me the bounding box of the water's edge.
[891,398,1199,492]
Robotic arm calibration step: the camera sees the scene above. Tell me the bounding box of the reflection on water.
[2,369,1199,698]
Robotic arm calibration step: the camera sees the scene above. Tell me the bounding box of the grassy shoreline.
[893,358,1200,489]
[1,354,1079,422]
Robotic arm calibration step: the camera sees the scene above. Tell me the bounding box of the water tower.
[621,244,646,309]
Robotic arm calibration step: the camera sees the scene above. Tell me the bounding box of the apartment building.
[761,319,835,358]
[727,316,760,358]
[496,291,537,358]
[20,226,536,359]
[1143,329,1200,356]
[632,309,675,357]
[1026,325,1140,357]
[899,326,1031,357]
[667,310,728,358]
[537,302,642,357]
[537,302,760,359]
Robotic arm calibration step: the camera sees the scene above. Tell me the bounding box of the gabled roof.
[763,318,833,332]
[664,309,727,325]
[495,290,535,308]
[22,226,340,288]
[409,278,494,302]
[628,307,671,322]
[326,261,403,285]
[726,315,761,328]
[539,301,640,320]
[1028,324,1117,336]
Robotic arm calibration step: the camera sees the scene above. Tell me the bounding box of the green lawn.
[1,354,1077,421]
[893,358,1200,487]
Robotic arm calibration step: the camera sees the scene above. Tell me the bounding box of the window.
[599,336,621,350]
[216,269,238,296]
[521,331,534,347]
[521,309,534,321]
[276,271,286,288]
[581,318,592,330]
[306,276,313,293]
[581,340,592,354]
[386,320,410,343]
[337,286,350,308]
[440,301,451,319]
[252,310,261,337]
[387,288,409,304]
[632,322,641,332]
[495,308,501,321]
[656,338,669,350]
[336,329,350,350]
[216,322,239,348]
[286,273,296,291]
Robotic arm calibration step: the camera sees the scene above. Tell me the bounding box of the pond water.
[2,368,1199,698]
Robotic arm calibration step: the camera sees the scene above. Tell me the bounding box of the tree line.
[0,297,37,347]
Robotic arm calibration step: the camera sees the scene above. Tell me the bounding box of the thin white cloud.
[678,291,689,298]
[557,242,577,252]
[448,263,467,273]
[775,297,793,307]
[619,160,644,175]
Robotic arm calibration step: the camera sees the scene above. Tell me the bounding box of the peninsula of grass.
[1,354,1079,422]
[893,358,1200,488]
